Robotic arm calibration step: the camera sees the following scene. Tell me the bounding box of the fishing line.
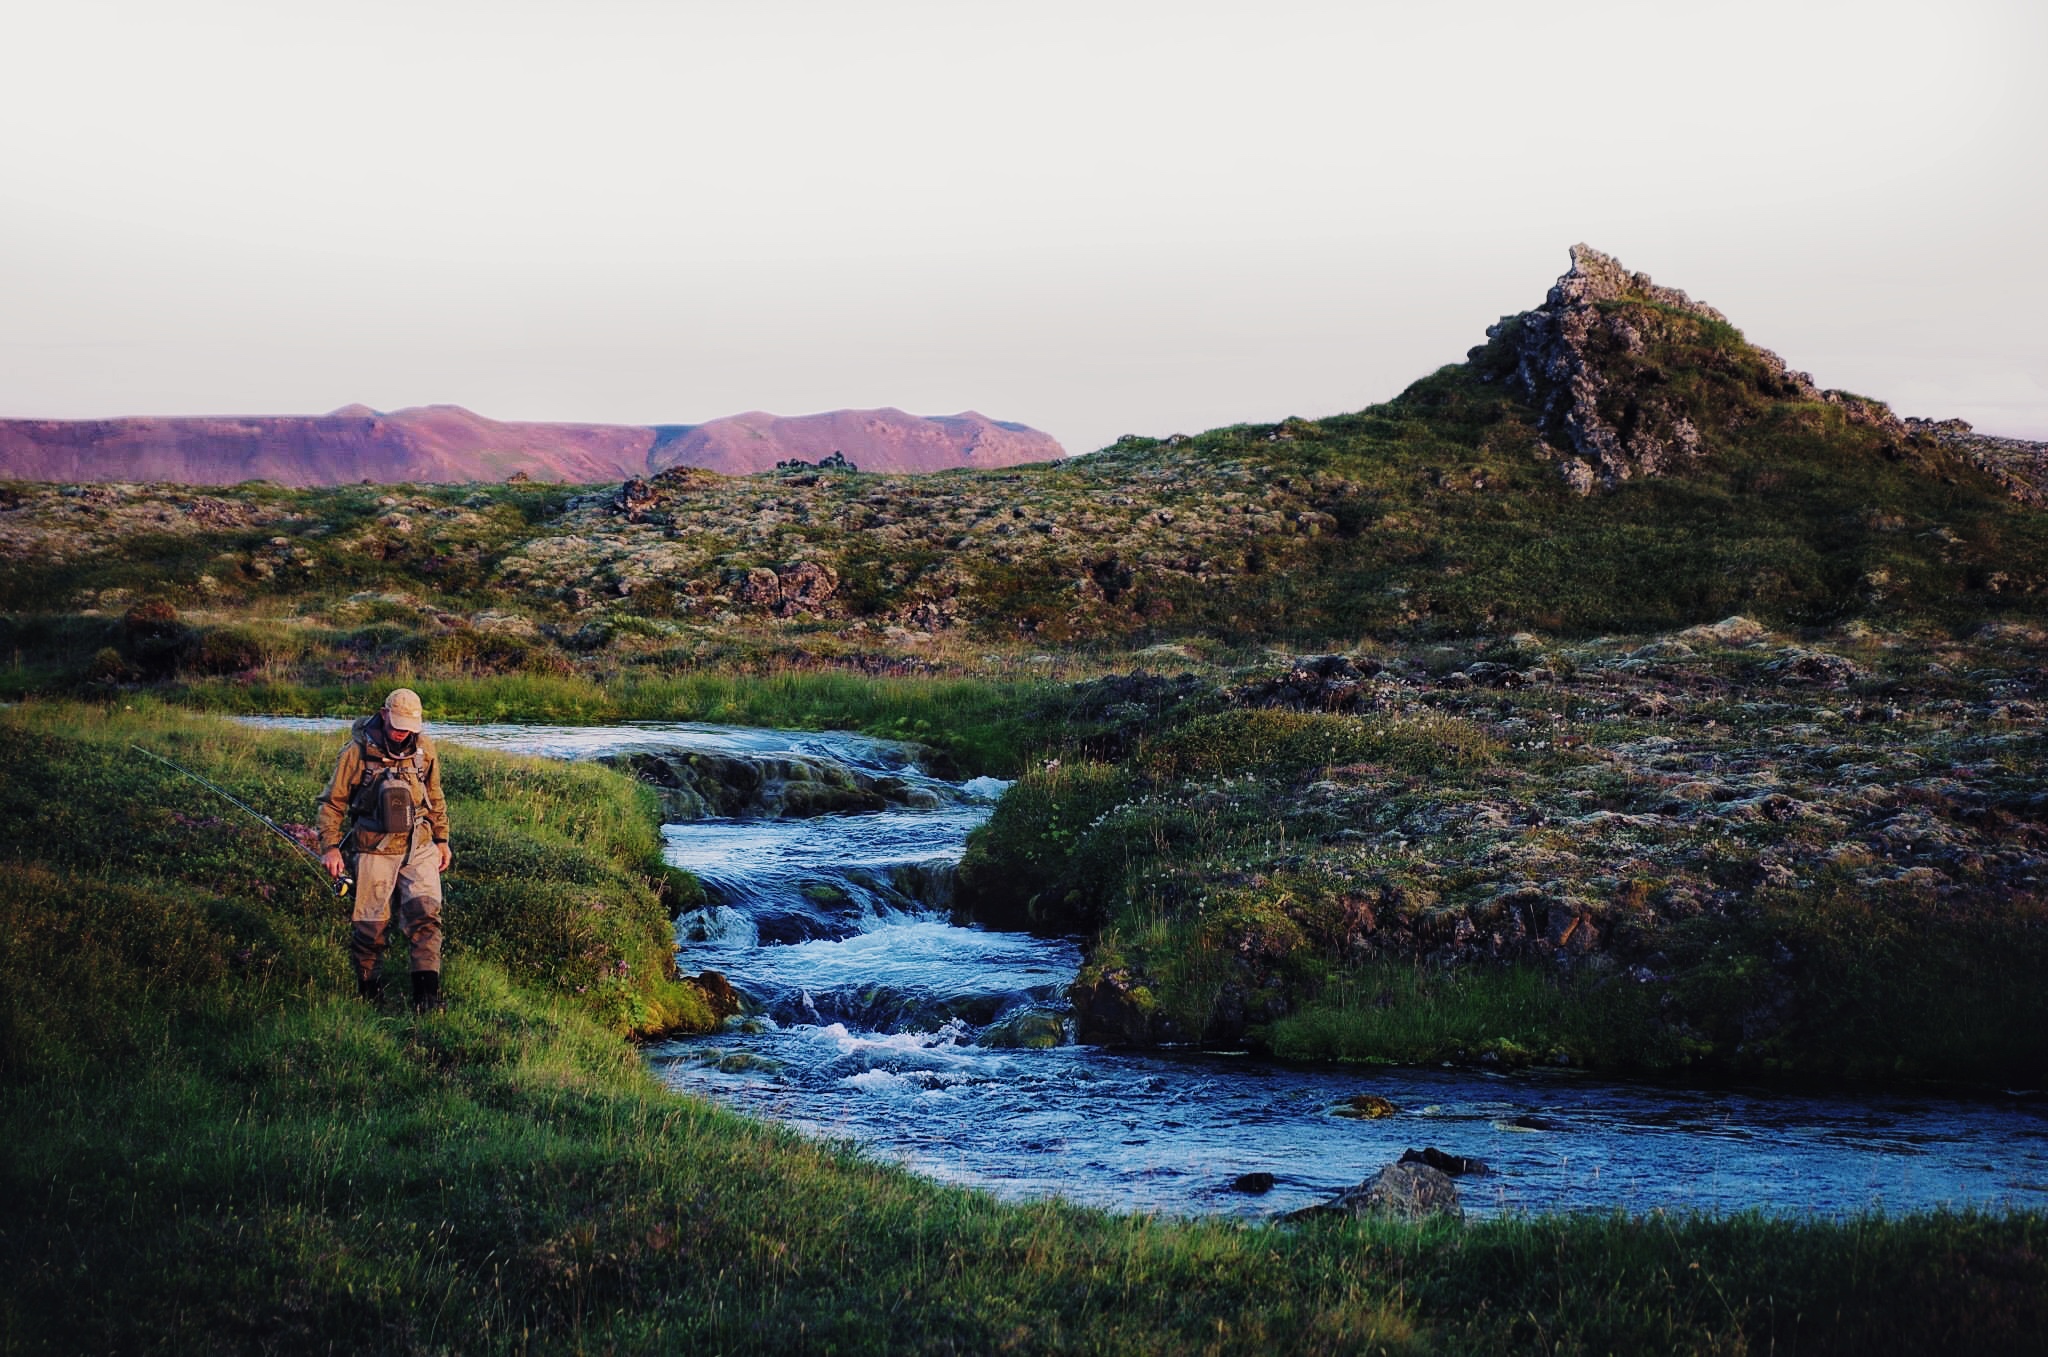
[132,744,353,896]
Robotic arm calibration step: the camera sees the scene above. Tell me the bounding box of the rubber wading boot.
[410,969,445,1014]
[357,974,385,1003]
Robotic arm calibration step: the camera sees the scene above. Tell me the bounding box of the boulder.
[1285,1162,1463,1223]
[1679,615,1767,647]
[776,560,840,611]
[1767,649,1865,688]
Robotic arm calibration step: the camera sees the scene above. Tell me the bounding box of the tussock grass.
[1141,708,1503,781]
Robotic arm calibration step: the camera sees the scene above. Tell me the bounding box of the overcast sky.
[3,0,2044,454]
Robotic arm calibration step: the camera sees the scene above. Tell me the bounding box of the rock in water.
[1285,1162,1463,1223]
[1333,1093,1399,1119]
[688,969,744,1021]
[1399,1146,1489,1177]
[1230,1172,1278,1195]
[1069,968,1161,1046]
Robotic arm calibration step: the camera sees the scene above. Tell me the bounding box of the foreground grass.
[8,974,2044,1355]
[3,702,2044,1353]
[2,972,1421,1354]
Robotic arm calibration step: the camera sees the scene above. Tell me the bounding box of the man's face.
[386,719,418,748]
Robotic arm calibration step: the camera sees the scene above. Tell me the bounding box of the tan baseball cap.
[383,687,426,733]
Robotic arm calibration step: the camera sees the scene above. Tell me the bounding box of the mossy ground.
[960,623,2048,1087]
[4,702,2044,1354]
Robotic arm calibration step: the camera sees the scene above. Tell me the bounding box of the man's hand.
[437,842,452,873]
[321,847,346,881]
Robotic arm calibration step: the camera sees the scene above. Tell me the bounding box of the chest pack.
[350,734,428,835]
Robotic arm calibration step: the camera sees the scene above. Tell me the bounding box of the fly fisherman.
[316,688,452,1012]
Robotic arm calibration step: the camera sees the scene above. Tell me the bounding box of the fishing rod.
[132,744,352,897]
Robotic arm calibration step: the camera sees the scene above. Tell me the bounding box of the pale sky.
[3,0,2044,454]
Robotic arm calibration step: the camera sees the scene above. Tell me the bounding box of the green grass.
[0,698,710,1069]
[1266,960,1678,1069]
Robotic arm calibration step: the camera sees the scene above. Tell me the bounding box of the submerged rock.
[1503,1114,1562,1132]
[1230,1171,1278,1195]
[714,1051,784,1074]
[1399,1146,1489,1177]
[978,1010,1069,1049]
[1333,1093,1399,1119]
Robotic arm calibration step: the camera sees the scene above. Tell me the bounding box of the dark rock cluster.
[1229,654,1385,711]
[734,561,841,616]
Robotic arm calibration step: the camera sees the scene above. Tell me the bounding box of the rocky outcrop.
[734,561,841,616]
[0,404,1065,486]
[1488,245,1908,493]
[685,970,745,1023]
[1230,654,1386,712]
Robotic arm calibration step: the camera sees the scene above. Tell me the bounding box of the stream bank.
[241,716,2048,1222]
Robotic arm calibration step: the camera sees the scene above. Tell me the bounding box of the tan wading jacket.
[315,715,450,857]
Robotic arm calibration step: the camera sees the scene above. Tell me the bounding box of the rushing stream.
[248,716,2048,1219]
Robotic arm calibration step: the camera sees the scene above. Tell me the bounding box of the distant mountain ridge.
[0,404,1066,486]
